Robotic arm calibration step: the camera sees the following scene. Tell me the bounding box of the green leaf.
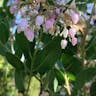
[62,55,82,75]
[0,18,10,44]
[15,48,22,59]
[54,68,65,85]
[86,31,96,59]
[15,32,35,59]
[75,68,96,89]
[0,6,14,18]
[0,41,9,56]
[54,78,58,92]
[66,72,76,81]
[42,69,55,91]
[6,52,24,70]
[14,40,22,59]
[15,70,25,93]
[15,32,30,56]
[15,32,35,70]
[33,37,62,74]
[90,81,96,96]
[41,33,52,45]
[46,0,54,5]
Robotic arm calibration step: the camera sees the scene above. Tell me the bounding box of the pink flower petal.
[71,12,80,24]
[10,5,17,14]
[24,29,34,42]
[17,18,28,33]
[44,19,54,30]
[69,27,76,38]
[56,8,60,14]
[71,37,77,46]
[35,15,44,26]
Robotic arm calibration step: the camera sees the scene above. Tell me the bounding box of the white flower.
[61,39,68,49]
[62,27,68,38]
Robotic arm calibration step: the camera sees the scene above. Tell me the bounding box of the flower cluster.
[9,0,83,49]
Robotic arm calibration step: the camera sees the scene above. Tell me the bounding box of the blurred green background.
[0,55,18,96]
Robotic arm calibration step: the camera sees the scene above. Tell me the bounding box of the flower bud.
[24,29,34,42]
[10,5,17,14]
[44,19,54,30]
[17,18,28,33]
[69,27,76,38]
[56,8,60,14]
[71,12,79,24]
[62,27,68,38]
[61,39,68,49]
[71,37,77,46]
[35,15,44,26]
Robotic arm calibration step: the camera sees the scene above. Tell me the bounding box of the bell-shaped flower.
[69,27,76,38]
[24,28,34,42]
[71,37,77,46]
[35,15,44,26]
[17,18,28,33]
[61,39,68,49]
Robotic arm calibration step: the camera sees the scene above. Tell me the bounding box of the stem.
[81,3,95,66]
[64,74,71,96]
[25,29,42,96]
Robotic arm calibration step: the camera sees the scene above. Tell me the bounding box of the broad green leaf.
[13,40,22,59]
[33,37,62,74]
[42,69,55,91]
[75,68,96,89]
[15,32,30,56]
[62,56,82,75]
[41,33,52,45]
[90,81,96,96]
[0,18,10,44]
[15,32,35,70]
[66,72,76,81]
[6,52,24,70]
[15,32,35,59]
[54,68,65,85]
[15,70,25,93]
[15,48,22,59]
[0,6,13,18]
[86,31,96,59]
[0,41,9,56]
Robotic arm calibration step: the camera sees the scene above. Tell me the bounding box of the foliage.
[0,0,96,96]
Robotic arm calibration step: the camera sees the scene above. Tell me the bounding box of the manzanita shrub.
[0,0,96,96]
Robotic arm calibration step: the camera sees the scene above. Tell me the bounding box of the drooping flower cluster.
[9,0,83,49]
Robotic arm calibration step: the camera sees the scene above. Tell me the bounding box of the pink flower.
[50,12,56,19]
[24,29,34,42]
[56,8,60,14]
[14,0,19,5]
[10,5,17,14]
[71,37,77,46]
[69,28,76,38]
[61,39,68,49]
[44,18,55,30]
[35,15,44,26]
[17,18,28,33]
[20,8,26,16]
[71,11,80,24]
